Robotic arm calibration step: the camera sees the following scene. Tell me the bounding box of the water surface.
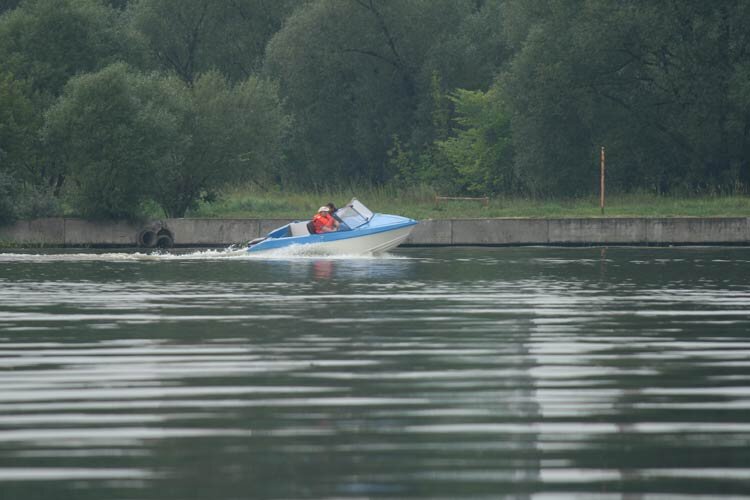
[1,246,749,499]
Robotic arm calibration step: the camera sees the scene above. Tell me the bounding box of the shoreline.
[1,216,749,248]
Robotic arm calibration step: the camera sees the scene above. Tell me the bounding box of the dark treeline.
[1,0,749,221]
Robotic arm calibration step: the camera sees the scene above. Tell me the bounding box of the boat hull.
[247,218,416,255]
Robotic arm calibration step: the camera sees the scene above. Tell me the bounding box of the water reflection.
[0,247,749,498]
[312,259,335,280]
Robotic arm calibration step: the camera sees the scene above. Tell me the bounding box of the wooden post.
[600,146,606,215]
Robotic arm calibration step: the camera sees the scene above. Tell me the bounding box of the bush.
[43,63,180,220]
[0,170,19,224]
[16,185,61,219]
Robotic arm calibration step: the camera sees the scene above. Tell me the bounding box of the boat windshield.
[335,199,373,229]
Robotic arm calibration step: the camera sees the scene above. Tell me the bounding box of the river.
[1,246,749,499]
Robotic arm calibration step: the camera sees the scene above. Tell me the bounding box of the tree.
[265,0,479,185]
[0,169,19,224]
[0,70,35,177]
[151,72,290,217]
[43,63,290,219]
[437,86,516,195]
[128,0,299,85]
[43,63,181,219]
[418,0,510,105]
[0,0,21,15]
[500,0,750,195]
[0,0,127,97]
[0,0,134,195]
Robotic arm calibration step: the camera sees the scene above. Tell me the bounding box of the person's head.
[326,202,337,213]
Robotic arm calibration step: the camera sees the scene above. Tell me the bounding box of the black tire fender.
[156,230,174,248]
[137,229,157,247]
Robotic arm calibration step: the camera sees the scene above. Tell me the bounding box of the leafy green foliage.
[43,63,180,219]
[388,135,454,194]
[0,0,126,97]
[150,72,290,217]
[0,70,35,177]
[42,63,289,219]
[14,184,61,218]
[265,0,479,184]
[0,169,19,224]
[128,0,298,84]
[2,0,750,222]
[501,0,750,195]
[0,0,135,195]
[0,0,21,15]
[437,87,516,195]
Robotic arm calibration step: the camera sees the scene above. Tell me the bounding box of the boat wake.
[0,246,410,263]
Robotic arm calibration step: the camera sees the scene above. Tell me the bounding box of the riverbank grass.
[185,186,750,219]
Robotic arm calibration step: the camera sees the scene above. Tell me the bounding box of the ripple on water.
[1,247,750,498]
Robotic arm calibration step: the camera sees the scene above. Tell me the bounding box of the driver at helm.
[311,205,339,233]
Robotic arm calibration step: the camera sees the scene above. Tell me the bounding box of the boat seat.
[289,221,311,236]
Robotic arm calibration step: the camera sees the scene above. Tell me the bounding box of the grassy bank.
[184,185,750,219]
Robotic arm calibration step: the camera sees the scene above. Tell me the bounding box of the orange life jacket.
[311,213,335,233]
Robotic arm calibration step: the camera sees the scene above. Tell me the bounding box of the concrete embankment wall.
[1,217,749,247]
[408,217,750,246]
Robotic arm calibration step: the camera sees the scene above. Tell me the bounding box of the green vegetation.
[185,186,750,220]
[1,1,749,224]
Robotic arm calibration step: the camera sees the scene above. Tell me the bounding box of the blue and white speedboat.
[246,199,417,255]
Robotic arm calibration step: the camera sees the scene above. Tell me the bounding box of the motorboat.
[246,199,417,255]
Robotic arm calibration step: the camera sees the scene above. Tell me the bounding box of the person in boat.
[326,202,345,224]
[327,203,343,227]
[310,205,339,233]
